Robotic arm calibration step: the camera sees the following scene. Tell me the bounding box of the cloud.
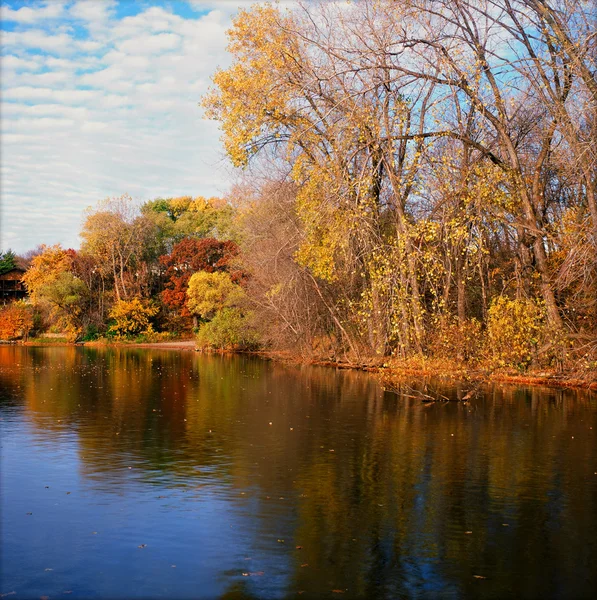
[2,29,75,54]
[69,0,117,29]
[1,55,44,71]
[0,2,66,24]
[1,0,238,253]
[117,32,181,54]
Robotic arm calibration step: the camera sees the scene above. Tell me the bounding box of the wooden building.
[0,267,27,304]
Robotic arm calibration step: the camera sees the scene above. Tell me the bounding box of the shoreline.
[12,339,597,391]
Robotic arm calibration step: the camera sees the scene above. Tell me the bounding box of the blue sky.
[0,0,261,254]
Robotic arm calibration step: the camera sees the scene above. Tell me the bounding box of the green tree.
[0,250,17,275]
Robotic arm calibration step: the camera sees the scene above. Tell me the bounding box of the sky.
[0,0,260,254]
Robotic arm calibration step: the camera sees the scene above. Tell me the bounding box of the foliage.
[80,195,157,301]
[142,195,236,248]
[108,297,159,338]
[428,318,483,363]
[21,245,89,339]
[0,301,33,340]
[22,245,75,303]
[160,237,240,317]
[486,297,545,370]
[0,250,17,275]
[196,307,258,350]
[187,271,246,319]
[81,324,101,342]
[201,0,597,361]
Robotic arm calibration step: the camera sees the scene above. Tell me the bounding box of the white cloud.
[4,86,99,103]
[1,1,238,253]
[0,2,66,24]
[69,0,117,26]
[1,55,44,71]
[80,121,108,132]
[2,29,75,54]
[117,32,181,54]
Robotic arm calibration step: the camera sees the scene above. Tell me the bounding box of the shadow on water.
[1,346,596,599]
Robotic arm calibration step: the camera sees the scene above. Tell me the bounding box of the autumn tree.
[80,195,158,302]
[159,237,240,319]
[108,297,159,338]
[203,0,597,364]
[142,195,236,251]
[0,301,33,341]
[187,270,257,349]
[22,245,89,339]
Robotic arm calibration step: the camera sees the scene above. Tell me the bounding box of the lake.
[1,346,596,599]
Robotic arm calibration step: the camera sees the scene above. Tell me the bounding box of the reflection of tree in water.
[1,346,596,598]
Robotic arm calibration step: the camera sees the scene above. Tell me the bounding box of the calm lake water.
[1,346,596,600]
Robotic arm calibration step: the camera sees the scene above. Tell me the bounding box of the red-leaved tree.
[159,238,241,317]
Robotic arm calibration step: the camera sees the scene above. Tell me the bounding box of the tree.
[0,250,17,275]
[22,245,76,304]
[142,195,236,251]
[187,270,257,349]
[187,271,245,320]
[108,297,158,338]
[0,301,33,341]
[160,237,240,318]
[22,245,89,339]
[203,0,597,361]
[80,195,157,301]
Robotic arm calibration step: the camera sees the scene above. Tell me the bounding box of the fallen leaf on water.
[66,492,71,495]
[465,531,472,534]
[300,564,308,568]
[138,544,147,549]
[295,546,303,550]
[332,590,345,594]
[277,539,285,543]
[502,524,509,527]
[473,575,486,580]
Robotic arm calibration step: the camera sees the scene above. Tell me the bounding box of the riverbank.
[251,350,597,392]
[14,338,597,391]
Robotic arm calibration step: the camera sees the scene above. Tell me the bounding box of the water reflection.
[1,346,596,599]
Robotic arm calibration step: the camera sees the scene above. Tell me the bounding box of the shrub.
[486,296,544,370]
[196,307,259,350]
[0,302,34,340]
[134,331,174,343]
[108,297,159,338]
[428,318,482,363]
[81,324,100,342]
